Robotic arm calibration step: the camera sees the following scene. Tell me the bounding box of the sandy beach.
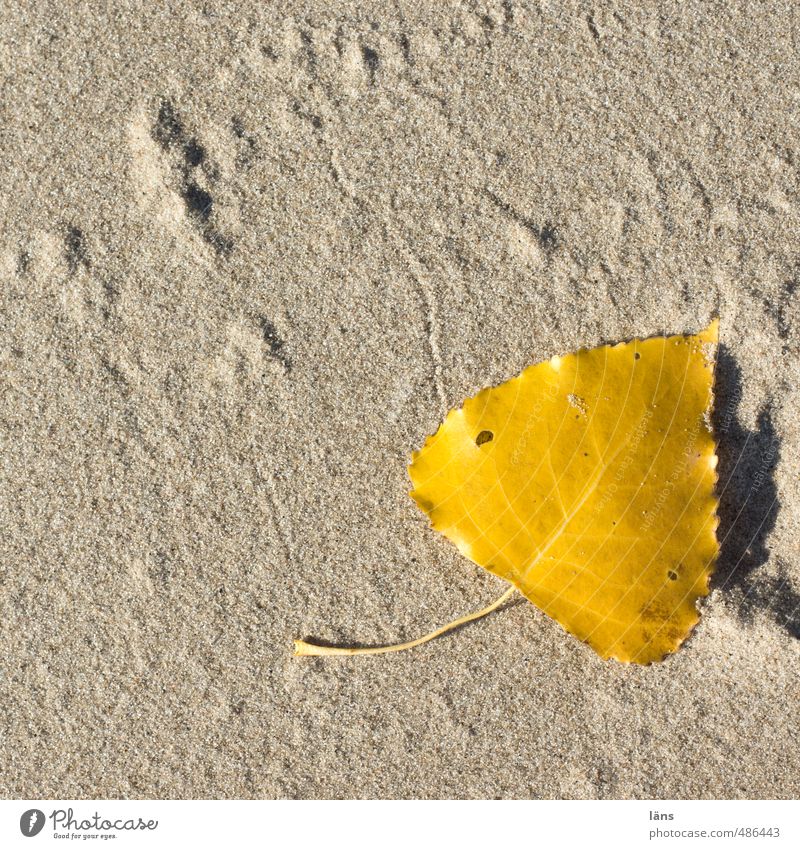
[1,1,798,798]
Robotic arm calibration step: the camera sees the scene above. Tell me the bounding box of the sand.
[1,1,798,799]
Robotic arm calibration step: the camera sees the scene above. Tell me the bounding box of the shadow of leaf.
[713,345,798,638]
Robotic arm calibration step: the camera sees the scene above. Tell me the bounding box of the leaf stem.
[293,586,517,657]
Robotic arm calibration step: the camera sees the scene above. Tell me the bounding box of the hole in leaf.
[667,570,678,581]
[475,430,494,446]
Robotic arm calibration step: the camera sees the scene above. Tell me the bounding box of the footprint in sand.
[127,100,235,257]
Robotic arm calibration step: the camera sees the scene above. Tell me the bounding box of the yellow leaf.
[408,321,719,663]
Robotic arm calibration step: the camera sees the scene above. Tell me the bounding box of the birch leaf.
[408,321,719,663]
